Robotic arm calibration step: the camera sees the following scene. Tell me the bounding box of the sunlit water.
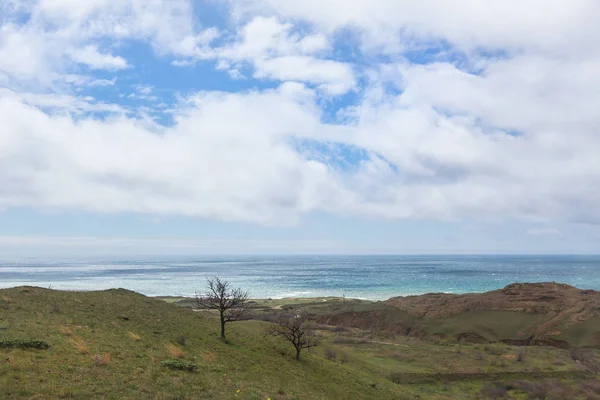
[1,255,599,300]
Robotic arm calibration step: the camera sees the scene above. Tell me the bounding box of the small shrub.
[324,348,337,362]
[58,326,73,336]
[166,343,185,359]
[200,352,217,363]
[570,347,584,362]
[339,351,349,364]
[0,339,50,349]
[128,331,142,341]
[160,359,198,372]
[69,337,90,355]
[93,353,111,366]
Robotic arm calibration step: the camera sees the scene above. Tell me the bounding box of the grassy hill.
[0,286,410,400]
[2,286,600,399]
[312,283,600,347]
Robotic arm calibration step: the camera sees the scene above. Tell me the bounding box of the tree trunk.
[220,312,226,339]
[295,347,301,361]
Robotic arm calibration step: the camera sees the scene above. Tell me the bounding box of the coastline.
[3,254,600,300]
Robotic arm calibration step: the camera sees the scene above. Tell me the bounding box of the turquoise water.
[1,255,599,300]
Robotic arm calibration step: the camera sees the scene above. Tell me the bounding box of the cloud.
[68,45,129,71]
[0,0,210,86]
[134,85,153,95]
[0,83,332,224]
[231,0,600,55]
[214,16,355,93]
[0,0,599,231]
[89,77,117,87]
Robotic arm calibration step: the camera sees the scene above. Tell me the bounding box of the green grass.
[418,311,544,342]
[2,287,598,400]
[557,316,600,347]
[0,287,411,400]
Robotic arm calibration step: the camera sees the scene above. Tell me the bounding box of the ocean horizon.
[2,254,600,300]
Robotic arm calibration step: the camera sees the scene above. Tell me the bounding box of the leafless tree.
[196,277,249,339]
[266,314,318,361]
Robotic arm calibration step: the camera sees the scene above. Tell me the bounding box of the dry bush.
[201,352,217,363]
[570,347,585,362]
[128,331,142,341]
[58,326,74,336]
[93,353,111,366]
[69,337,90,355]
[166,343,185,359]
[338,351,349,364]
[323,348,337,362]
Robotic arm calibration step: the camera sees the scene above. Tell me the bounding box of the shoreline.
[1,281,594,304]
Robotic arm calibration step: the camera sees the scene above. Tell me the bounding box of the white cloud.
[254,56,354,94]
[0,0,599,232]
[134,84,153,95]
[0,0,211,87]
[0,84,332,224]
[68,45,129,70]
[0,88,126,114]
[231,0,600,56]
[89,77,117,87]
[172,59,196,67]
[214,16,355,93]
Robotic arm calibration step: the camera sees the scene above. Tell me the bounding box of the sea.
[1,255,599,300]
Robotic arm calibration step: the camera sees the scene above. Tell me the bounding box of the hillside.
[316,283,600,347]
[0,286,409,400]
[2,285,600,399]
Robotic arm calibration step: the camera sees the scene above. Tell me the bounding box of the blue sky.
[1,0,600,255]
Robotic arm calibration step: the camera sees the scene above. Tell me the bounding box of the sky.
[0,0,599,256]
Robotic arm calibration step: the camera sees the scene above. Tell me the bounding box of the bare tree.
[196,277,249,339]
[266,314,318,361]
